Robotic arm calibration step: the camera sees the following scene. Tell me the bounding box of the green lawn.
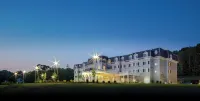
[1,83,200,96]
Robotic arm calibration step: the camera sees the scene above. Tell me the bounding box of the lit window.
[168,62,171,66]
[155,63,157,66]
[169,70,171,74]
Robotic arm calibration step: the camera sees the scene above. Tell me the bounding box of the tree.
[0,70,14,83]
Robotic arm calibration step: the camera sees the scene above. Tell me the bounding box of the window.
[138,69,139,72]
[124,65,126,68]
[143,62,146,65]
[133,63,135,66]
[148,61,150,64]
[169,70,171,74]
[148,68,150,72]
[118,65,120,68]
[114,66,116,69]
[129,64,131,67]
[168,62,171,66]
[137,62,139,66]
[143,69,145,72]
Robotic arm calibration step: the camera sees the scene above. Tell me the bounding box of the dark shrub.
[159,81,162,84]
[114,81,117,83]
[108,81,111,83]
[151,80,154,83]
[102,81,105,83]
[92,80,95,83]
[156,81,159,83]
[86,79,89,83]
[96,80,98,83]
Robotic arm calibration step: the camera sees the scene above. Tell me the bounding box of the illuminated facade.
[74,48,178,84]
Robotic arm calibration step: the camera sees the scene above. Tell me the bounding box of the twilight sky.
[0,0,200,72]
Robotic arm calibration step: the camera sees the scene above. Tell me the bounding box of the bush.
[151,80,154,83]
[86,79,89,83]
[70,80,74,82]
[96,80,98,83]
[63,80,66,82]
[156,81,159,83]
[1,82,11,85]
[114,81,117,83]
[159,81,162,84]
[92,80,95,83]
[108,81,111,83]
[102,81,105,83]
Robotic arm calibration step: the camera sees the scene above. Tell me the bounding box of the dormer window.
[115,57,118,62]
[121,57,124,61]
[108,59,111,63]
[143,52,148,57]
[154,50,158,55]
[170,54,172,59]
[134,54,138,59]
[129,55,132,60]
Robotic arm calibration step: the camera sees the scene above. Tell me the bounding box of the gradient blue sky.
[0,0,200,72]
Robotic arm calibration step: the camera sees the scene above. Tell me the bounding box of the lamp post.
[49,57,60,81]
[23,70,26,83]
[14,72,17,83]
[34,66,40,83]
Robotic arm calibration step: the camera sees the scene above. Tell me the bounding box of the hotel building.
[74,48,178,84]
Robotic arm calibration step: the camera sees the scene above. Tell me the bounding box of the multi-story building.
[74,48,178,84]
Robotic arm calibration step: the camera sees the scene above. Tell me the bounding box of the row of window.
[112,61,150,69]
[133,68,150,73]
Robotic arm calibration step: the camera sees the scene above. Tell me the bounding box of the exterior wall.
[168,60,178,84]
[160,58,168,83]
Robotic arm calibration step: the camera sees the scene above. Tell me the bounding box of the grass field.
[1,83,200,97]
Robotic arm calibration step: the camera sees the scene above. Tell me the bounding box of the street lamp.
[14,72,17,83]
[23,70,26,83]
[50,57,60,79]
[34,66,40,83]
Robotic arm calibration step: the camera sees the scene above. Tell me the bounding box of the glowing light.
[155,71,157,73]
[35,66,39,70]
[23,70,26,73]
[41,74,44,77]
[144,76,150,84]
[51,76,55,79]
[14,72,17,75]
[89,51,101,63]
[49,57,60,67]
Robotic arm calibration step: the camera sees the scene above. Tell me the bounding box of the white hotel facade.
[74,48,178,84]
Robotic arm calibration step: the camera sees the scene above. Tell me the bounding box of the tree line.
[173,43,200,76]
[0,64,74,84]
